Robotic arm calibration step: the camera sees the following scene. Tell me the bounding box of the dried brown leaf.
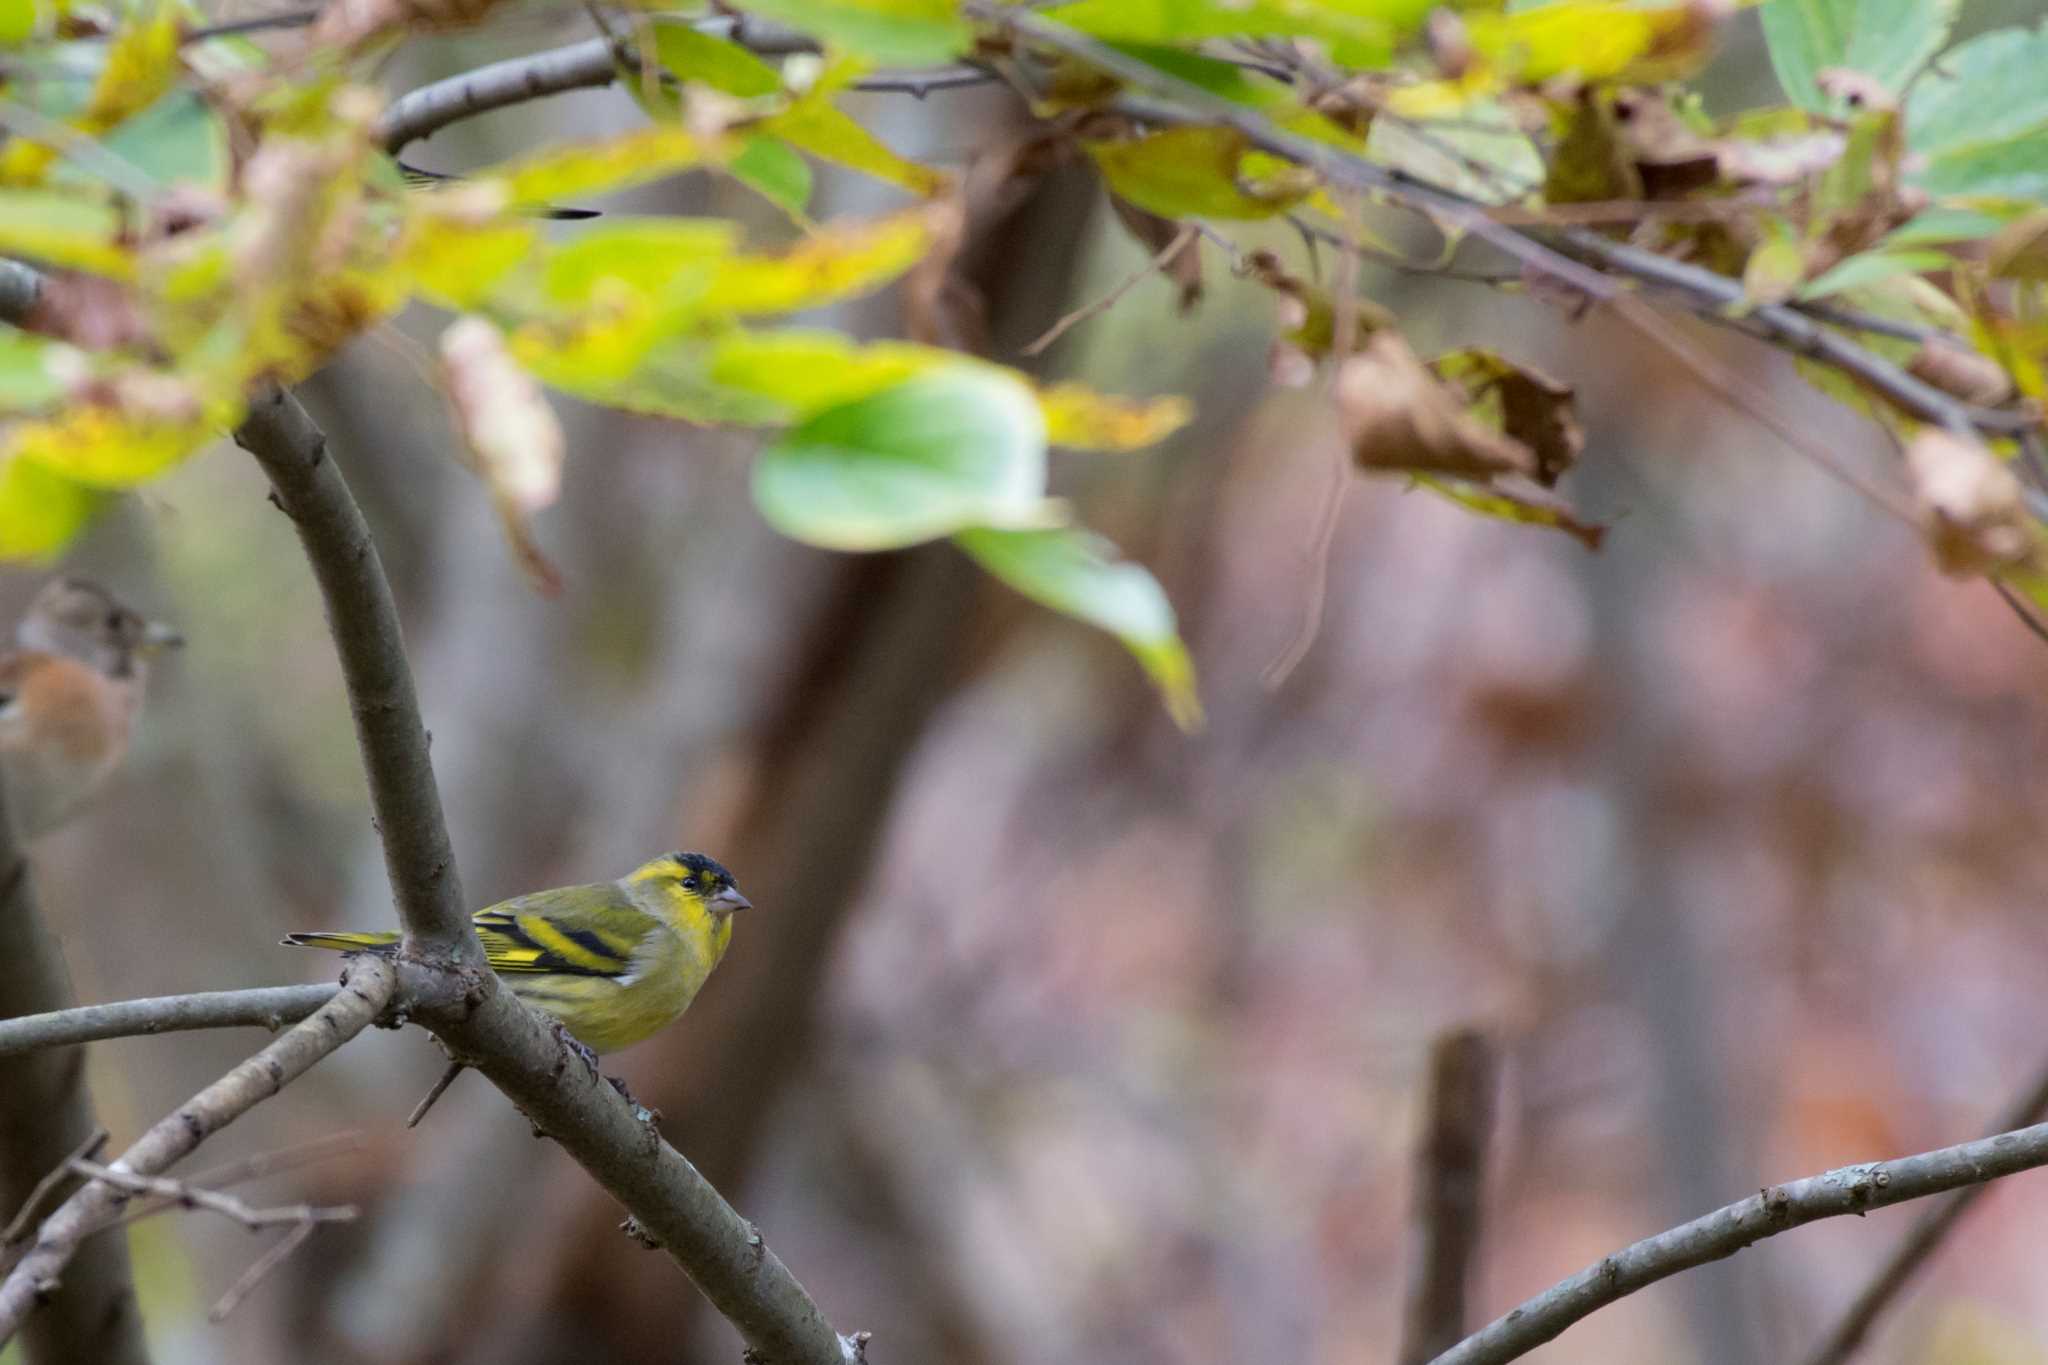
[1336,331,1537,481]
[440,316,566,595]
[1906,342,2015,407]
[1906,427,2039,576]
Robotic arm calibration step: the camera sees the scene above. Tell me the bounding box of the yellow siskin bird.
[285,851,748,1120]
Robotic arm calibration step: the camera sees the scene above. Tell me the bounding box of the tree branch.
[234,384,855,1364]
[1429,1117,2048,1365]
[1398,1029,1495,1365]
[0,804,149,1365]
[1797,1059,2048,1365]
[233,386,475,961]
[0,985,340,1058]
[0,956,394,1345]
[975,3,2035,460]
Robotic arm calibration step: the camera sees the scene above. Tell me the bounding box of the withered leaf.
[1433,348,1583,486]
[1906,342,2014,407]
[1335,331,1537,481]
[1905,427,2039,577]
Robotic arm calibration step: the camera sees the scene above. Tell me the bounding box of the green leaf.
[1365,98,1541,206]
[0,328,69,413]
[0,189,132,278]
[763,89,949,195]
[1087,125,1316,219]
[731,135,813,216]
[725,0,969,65]
[1797,247,1952,300]
[0,0,36,44]
[94,88,228,190]
[752,367,1059,550]
[652,22,785,96]
[1907,25,2048,203]
[955,525,1200,730]
[1760,0,1956,113]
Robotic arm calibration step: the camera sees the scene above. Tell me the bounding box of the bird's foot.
[551,1020,602,1081]
[606,1074,662,1126]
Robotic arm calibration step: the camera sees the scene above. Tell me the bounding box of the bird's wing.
[470,885,657,979]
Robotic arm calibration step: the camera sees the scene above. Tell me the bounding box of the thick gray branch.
[233,386,475,961]
[0,985,339,1059]
[0,957,393,1343]
[1430,1119,2048,1365]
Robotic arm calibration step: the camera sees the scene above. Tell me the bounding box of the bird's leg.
[405,1060,468,1128]
[550,1019,602,1081]
[605,1074,663,1126]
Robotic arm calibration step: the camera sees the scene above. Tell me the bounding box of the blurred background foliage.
[11,2,2048,1364]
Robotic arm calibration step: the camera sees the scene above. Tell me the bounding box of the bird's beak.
[138,620,185,654]
[711,885,752,915]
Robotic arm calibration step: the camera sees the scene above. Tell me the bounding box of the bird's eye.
[681,876,701,891]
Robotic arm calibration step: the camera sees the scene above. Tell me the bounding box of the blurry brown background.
[13,6,2048,1364]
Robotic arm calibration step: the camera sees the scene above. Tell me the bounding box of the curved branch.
[0,985,339,1059]
[375,36,618,154]
[1430,1119,2048,1365]
[233,386,475,961]
[1798,1058,2048,1365]
[0,957,394,1344]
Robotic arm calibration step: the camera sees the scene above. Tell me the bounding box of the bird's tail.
[281,931,401,953]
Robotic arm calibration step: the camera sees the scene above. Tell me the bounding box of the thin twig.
[1429,1113,2048,1365]
[0,1130,104,1250]
[0,958,394,1344]
[0,984,341,1058]
[65,1160,356,1233]
[1020,222,1196,357]
[1798,1057,2048,1365]
[1400,1030,1496,1365]
[1992,581,2048,651]
[207,1221,316,1323]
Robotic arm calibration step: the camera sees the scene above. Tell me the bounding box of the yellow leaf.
[698,202,954,315]
[763,91,949,196]
[1465,1,1716,85]
[398,217,542,310]
[7,387,238,487]
[1038,384,1190,451]
[0,457,104,561]
[476,125,727,208]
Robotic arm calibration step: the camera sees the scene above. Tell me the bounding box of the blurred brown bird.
[0,578,182,836]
